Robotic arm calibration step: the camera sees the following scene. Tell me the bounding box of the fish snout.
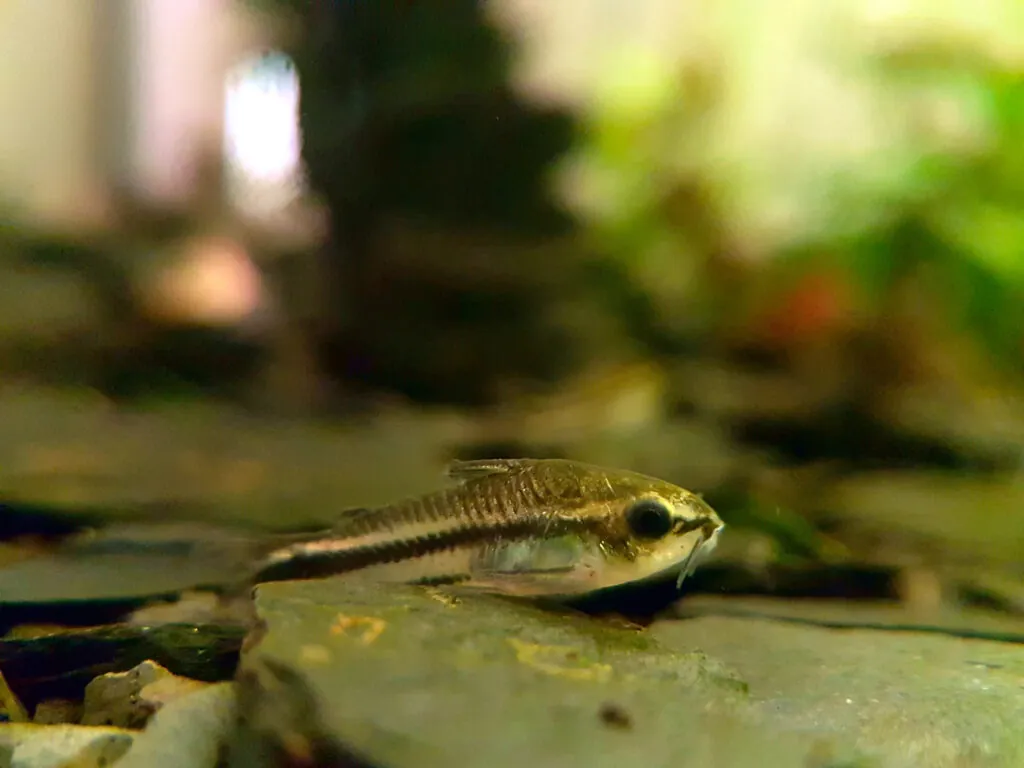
[702,516,724,541]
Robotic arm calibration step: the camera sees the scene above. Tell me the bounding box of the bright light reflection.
[223,50,304,215]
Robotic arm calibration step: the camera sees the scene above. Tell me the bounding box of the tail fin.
[0,519,326,608]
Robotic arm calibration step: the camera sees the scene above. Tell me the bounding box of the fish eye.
[625,499,674,539]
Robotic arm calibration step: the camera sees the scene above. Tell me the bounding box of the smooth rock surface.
[237,579,868,768]
[653,614,1024,768]
[0,723,134,768]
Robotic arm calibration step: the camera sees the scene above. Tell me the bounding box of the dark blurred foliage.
[268,0,605,406]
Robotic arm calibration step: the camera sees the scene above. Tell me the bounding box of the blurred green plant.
[487,0,1024,368]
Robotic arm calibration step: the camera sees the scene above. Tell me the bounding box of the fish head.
[462,462,725,598]
[589,473,725,592]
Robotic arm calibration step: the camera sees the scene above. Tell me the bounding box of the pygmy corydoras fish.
[250,458,724,598]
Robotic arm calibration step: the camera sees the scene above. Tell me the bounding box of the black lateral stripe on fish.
[248,458,724,599]
[251,514,605,584]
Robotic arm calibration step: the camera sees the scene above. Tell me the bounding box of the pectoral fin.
[473,536,585,573]
[454,535,602,598]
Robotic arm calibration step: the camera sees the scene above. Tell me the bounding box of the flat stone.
[114,682,237,768]
[652,614,1024,768]
[0,724,134,768]
[234,579,867,768]
[672,595,1024,642]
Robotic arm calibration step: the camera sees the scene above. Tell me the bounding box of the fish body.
[250,458,724,598]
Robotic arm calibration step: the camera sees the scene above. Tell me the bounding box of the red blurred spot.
[758,269,853,348]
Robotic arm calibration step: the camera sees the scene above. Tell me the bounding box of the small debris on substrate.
[31,699,81,725]
[0,621,245,713]
[597,701,633,731]
[81,660,210,729]
[0,660,240,768]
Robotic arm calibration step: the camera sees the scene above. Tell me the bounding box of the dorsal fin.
[327,506,378,534]
[446,458,532,483]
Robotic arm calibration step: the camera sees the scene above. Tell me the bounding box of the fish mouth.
[674,518,723,590]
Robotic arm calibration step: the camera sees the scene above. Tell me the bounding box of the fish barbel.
[250,458,724,598]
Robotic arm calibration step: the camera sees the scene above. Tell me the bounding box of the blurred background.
[3,0,1024,618]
